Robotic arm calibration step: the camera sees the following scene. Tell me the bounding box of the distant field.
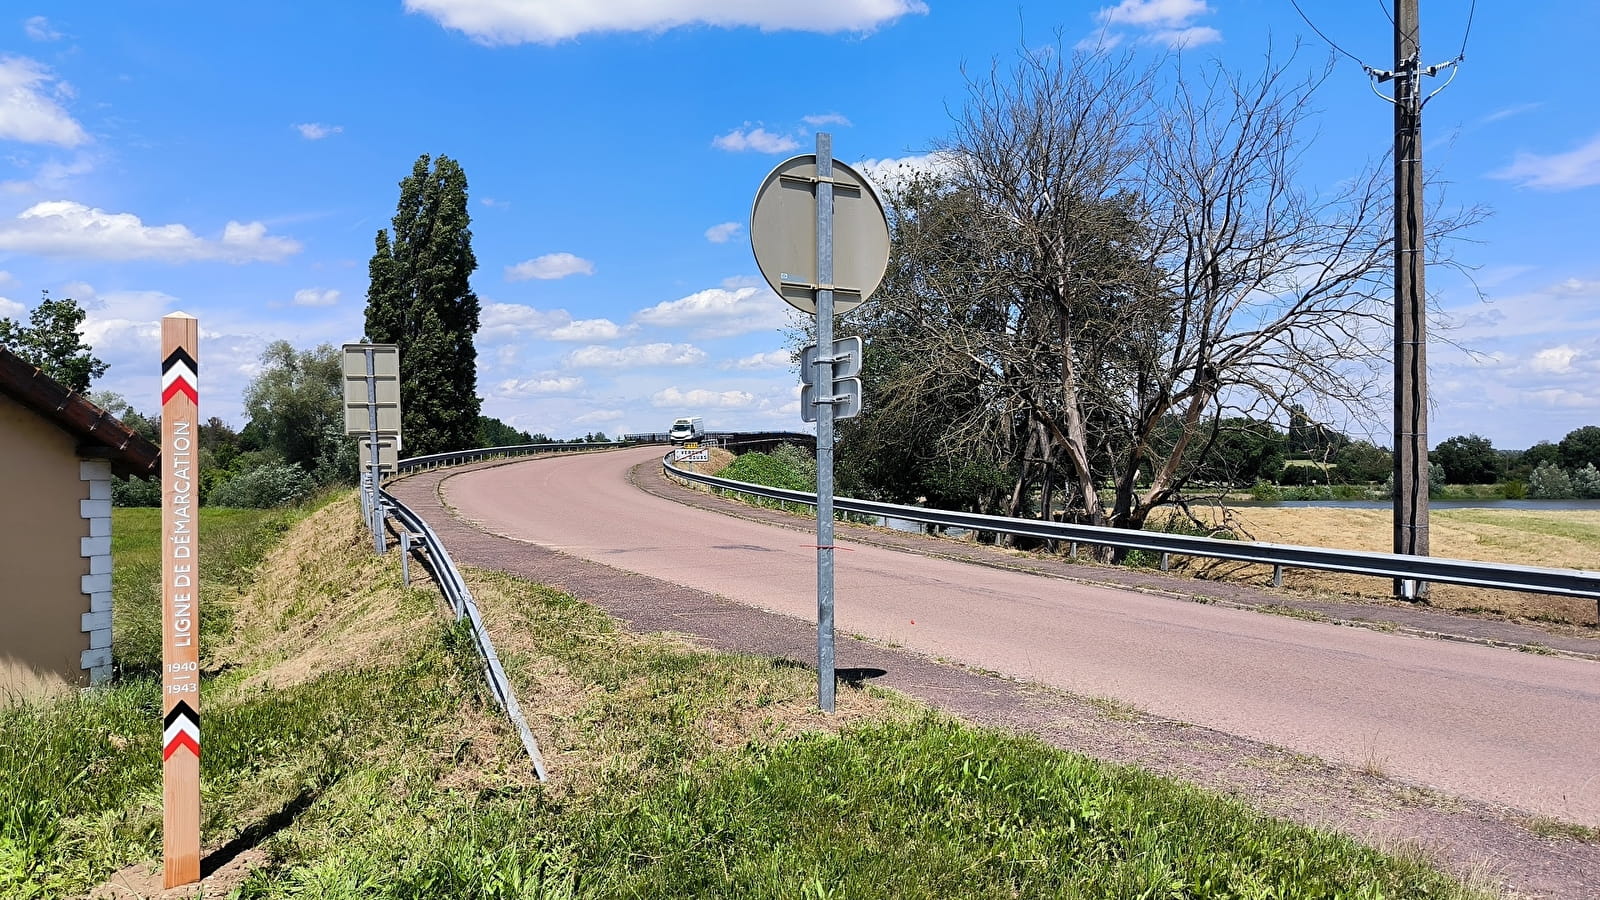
[1181,506,1600,625]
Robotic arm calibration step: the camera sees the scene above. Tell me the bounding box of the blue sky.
[0,0,1596,450]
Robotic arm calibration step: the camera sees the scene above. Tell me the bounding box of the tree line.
[1,154,605,508]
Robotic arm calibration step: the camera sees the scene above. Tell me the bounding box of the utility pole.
[1388,0,1429,600]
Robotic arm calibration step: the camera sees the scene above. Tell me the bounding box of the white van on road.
[669,416,704,443]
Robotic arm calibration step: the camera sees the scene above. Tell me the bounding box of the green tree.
[1189,418,1286,486]
[241,341,346,478]
[1433,434,1500,484]
[477,415,532,448]
[1558,425,1600,472]
[1333,441,1392,484]
[0,291,107,393]
[365,153,482,456]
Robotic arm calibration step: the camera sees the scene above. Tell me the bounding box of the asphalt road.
[444,445,1600,826]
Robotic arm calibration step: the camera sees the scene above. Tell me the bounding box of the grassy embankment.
[701,449,1600,627]
[0,492,1496,898]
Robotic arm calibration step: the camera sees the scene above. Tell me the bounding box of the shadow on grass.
[201,787,320,877]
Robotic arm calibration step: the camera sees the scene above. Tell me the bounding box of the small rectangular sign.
[800,335,862,386]
[801,377,862,423]
[357,434,400,472]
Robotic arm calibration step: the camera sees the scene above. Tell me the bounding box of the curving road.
[444,446,1600,826]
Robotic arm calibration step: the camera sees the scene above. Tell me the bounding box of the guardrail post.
[1160,552,1170,572]
[400,532,413,585]
[1272,564,1284,588]
[1069,542,1078,561]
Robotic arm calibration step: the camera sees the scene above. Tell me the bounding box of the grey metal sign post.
[342,343,401,555]
[750,135,888,712]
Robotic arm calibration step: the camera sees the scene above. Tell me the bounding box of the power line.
[1288,0,1372,68]
[1377,0,1395,27]
[1457,0,1477,61]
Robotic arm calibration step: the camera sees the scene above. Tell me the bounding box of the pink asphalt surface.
[445,446,1600,826]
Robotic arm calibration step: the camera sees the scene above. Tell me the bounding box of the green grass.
[2,492,1503,899]
[1438,508,1600,549]
[112,505,308,675]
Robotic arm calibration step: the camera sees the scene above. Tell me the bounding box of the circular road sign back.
[749,155,889,315]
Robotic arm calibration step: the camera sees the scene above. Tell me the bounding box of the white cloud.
[1,152,96,194]
[1480,103,1543,125]
[564,343,707,368]
[1529,345,1581,375]
[479,301,623,343]
[1142,26,1220,48]
[404,0,927,45]
[23,17,62,42]
[724,350,791,370]
[634,285,791,338]
[1086,0,1218,50]
[1492,134,1600,190]
[650,386,757,409]
[0,295,23,318]
[480,301,567,341]
[1551,278,1600,296]
[0,201,301,262]
[1097,0,1209,27]
[574,409,623,424]
[705,221,742,244]
[506,252,595,281]
[712,127,800,154]
[803,113,852,128]
[548,318,621,341]
[481,197,510,208]
[856,150,959,194]
[292,287,340,307]
[497,375,584,397]
[78,288,177,357]
[0,270,15,288]
[0,56,89,147]
[294,122,343,140]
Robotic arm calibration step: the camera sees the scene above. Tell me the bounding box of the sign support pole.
[814,132,837,713]
[365,347,385,554]
[160,312,201,888]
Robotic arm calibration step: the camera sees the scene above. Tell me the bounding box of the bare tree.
[842,40,1477,540]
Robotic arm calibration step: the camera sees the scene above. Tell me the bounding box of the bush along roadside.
[2,492,1494,899]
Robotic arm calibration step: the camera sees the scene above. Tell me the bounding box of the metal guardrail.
[382,488,549,781]
[665,455,1600,602]
[399,441,627,472]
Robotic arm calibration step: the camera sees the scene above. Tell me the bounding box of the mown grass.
[1,492,1500,898]
[1437,508,1600,549]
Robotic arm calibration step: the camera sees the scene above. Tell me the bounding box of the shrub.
[206,462,317,508]
[1572,463,1600,499]
[112,476,161,507]
[1528,462,1574,500]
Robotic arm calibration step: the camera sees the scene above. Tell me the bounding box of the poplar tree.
[364,153,481,455]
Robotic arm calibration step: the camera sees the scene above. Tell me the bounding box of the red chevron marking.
[162,379,198,405]
[163,731,201,760]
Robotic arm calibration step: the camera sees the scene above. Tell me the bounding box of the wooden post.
[160,312,200,888]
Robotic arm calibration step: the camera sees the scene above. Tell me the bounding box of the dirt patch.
[86,847,267,900]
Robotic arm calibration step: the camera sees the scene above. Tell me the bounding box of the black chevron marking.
[164,700,199,729]
[161,347,199,376]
